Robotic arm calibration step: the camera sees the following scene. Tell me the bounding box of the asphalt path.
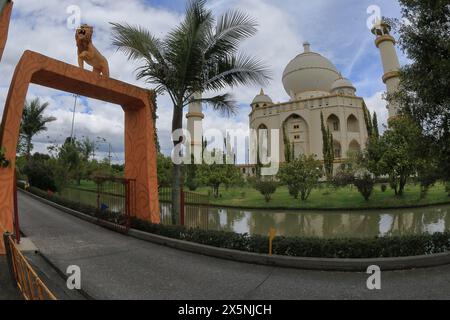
[17,192,450,300]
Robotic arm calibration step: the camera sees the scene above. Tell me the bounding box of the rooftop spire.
[260,88,265,95]
[303,42,311,53]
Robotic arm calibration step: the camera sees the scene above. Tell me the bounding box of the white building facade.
[249,43,369,169]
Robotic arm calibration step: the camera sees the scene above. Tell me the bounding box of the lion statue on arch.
[75,24,109,77]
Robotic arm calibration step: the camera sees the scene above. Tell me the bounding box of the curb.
[20,189,450,272]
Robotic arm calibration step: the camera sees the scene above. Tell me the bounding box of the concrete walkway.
[0,256,22,300]
[17,192,450,300]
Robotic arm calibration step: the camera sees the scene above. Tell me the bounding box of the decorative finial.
[303,42,311,53]
[260,88,265,95]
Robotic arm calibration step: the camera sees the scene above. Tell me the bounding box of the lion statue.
[75,24,109,77]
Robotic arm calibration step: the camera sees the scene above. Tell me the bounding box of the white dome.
[331,77,355,91]
[282,43,340,98]
[251,89,273,105]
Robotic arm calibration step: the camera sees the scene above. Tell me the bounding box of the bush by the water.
[131,218,450,258]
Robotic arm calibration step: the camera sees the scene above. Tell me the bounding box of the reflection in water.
[61,188,450,238]
[162,203,450,238]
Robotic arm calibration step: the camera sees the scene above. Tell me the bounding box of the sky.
[0,0,408,163]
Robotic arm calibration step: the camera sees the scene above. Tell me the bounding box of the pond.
[60,188,450,238]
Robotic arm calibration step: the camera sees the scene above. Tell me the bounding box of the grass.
[69,180,98,192]
[70,180,450,210]
[198,183,450,210]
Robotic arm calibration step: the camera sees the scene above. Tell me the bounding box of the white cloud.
[0,0,403,161]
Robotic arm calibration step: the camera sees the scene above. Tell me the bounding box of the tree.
[58,138,83,184]
[23,153,57,192]
[378,116,422,196]
[278,155,323,201]
[20,98,56,160]
[185,155,199,191]
[252,178,278,202]
[157,153,173,189]
[111,0,270,224]
[79,137,95,162]
[391,0,450,184]
[372,112,380,139]
[353,172,375,201]
[321,112,334,180]
[363,103,373,138]
[198,161,241,198]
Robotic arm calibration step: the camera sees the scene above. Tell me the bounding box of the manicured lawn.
[70,180,450,210]
[196,183,450,209]
[69,180,97,192]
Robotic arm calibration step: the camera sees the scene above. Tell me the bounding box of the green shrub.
[381,184,387,192]
[252,179,278,202]
[332,171,355,189]
[354,173,375,201]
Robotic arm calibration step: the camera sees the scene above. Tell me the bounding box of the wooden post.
[269,228,276,256]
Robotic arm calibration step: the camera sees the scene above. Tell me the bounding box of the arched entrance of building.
[282,114,310,160]
[0,51,160,253]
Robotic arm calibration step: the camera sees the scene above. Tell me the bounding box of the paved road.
[18,192,450,300]
[0,257,22,300]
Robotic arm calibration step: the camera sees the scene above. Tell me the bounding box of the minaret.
[371,21,401,118]
[186,92,204,163]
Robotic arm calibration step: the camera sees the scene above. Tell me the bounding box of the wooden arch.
[0,51,160,253]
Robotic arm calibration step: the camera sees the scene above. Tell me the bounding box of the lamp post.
[70,94,79,141]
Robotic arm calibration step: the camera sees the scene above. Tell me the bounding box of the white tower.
[371,21,401,119]
[186,92,204,162]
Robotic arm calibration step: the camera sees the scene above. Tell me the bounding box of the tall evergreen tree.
[362,103,373,138]
[321,112,334,180]
[372,112,380,139]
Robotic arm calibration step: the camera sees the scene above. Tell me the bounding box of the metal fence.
[3,233,56,300]
[93,176,136,233]
[159,187,210,228]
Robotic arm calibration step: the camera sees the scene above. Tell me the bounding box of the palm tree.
[111,0,271,224]
[20,98,56,160]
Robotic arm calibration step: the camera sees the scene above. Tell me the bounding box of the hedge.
[20,185,450,259]
[130,218,450,258]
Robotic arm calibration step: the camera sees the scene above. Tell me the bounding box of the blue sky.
[0,0,407,162]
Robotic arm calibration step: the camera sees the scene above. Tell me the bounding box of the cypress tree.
[372,112,380,139]
[321,112,334,180]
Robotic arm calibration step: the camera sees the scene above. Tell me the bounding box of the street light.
[70,94,79,141]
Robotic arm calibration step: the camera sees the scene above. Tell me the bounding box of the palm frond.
[110,22,165,65]
[165,0,214,93]
[203,53,272,92]
[204,10,258,60]
[193,93,237,117]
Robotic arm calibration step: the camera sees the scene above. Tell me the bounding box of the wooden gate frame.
[0,51,160,253]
